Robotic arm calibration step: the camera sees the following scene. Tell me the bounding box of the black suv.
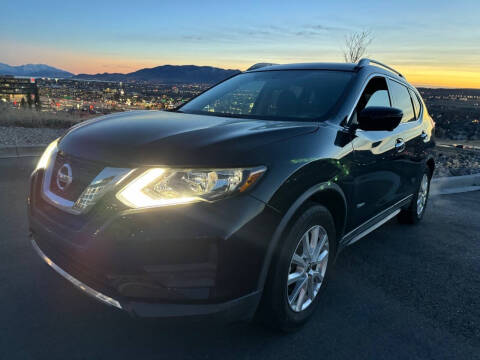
[28,59,435,330]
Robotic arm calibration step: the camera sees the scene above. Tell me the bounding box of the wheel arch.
[257,182,347,291]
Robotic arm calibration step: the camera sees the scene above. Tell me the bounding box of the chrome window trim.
[31,238,122,309]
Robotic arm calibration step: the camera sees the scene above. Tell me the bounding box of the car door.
[349,76,409,226]
[407,88,430,183]
[387,79,425,197]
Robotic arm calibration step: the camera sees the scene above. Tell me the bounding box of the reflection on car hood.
[59,110,318,167]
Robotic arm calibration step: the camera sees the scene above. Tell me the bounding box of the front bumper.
[28,168,280,320]
[32,238,122,309]
[32,237,262,319]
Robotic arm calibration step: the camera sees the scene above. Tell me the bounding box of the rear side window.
[408,88,421,119]
[388,79,415,123]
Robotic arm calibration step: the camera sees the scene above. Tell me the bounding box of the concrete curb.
[430,173,480,195]
[0,144,46,158]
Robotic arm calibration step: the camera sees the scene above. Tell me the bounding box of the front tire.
[398,169,431,224]
[257,203,336,331]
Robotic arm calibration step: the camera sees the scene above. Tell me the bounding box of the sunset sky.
[1,0,479,88]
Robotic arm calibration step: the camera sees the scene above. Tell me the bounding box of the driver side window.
[364,89,390,108]
[358,77,391,111]
[351,76,391,125]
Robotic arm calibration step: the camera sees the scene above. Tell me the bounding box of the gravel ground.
[434,147,480,177]
[0,126,66,146]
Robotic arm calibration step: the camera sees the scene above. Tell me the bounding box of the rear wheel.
[398,169,431,224]
[257,203,336,331]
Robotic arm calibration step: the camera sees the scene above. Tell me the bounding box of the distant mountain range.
[0,63,74,78]
[74,65,241,84]
[0,62,240,84]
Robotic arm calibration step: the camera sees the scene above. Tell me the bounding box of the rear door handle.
[395,138,406,153]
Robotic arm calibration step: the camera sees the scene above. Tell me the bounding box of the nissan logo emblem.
[56,163,73,191]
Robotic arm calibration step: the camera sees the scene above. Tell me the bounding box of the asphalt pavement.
[1,157,479,360]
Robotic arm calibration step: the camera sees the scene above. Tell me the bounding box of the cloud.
[106,21,348,46]
[307,24,348,32]
[182,35,204,41]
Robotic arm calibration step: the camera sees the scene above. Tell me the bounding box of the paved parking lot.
[1,157,479,360]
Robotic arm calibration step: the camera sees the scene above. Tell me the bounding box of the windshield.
[179,70,354,121]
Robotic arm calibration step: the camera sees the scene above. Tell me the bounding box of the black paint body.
[28,62,435,319]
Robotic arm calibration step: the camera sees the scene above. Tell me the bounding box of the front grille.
[49,152,104,201]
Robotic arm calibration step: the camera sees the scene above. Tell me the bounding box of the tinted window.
[409,88,421,119]
[180,70,354,121]
[365,90,390,108]
[356,77,391,114]
[200,79,264,115]
[388,80,415,122]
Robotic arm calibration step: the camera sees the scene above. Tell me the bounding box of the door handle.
[420,131,428,140]
[395,138,406,153]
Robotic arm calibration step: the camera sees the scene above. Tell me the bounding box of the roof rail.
[247,63,278,71]
[357,58,403,78]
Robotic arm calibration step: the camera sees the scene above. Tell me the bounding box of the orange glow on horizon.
[397,65,480,89]
[65,60,480,89]
[13,44,477,89]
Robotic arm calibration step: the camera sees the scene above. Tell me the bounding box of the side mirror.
[357,106,403,131]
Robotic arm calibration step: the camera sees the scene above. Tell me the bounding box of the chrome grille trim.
[41,149,132,215]
[73,167,133,212]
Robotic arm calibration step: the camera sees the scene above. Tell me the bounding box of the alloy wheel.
[417,174,429,216]
[287,225,329,312]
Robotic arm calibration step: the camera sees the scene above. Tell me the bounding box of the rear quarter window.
[408,88,422,119]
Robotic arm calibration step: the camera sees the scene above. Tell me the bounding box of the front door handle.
[395,138,406,153]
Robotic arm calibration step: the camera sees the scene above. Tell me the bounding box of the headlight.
[35,138,59,171]
[116,166,266,209]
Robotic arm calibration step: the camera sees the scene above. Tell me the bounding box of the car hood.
[59,110,318,167]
